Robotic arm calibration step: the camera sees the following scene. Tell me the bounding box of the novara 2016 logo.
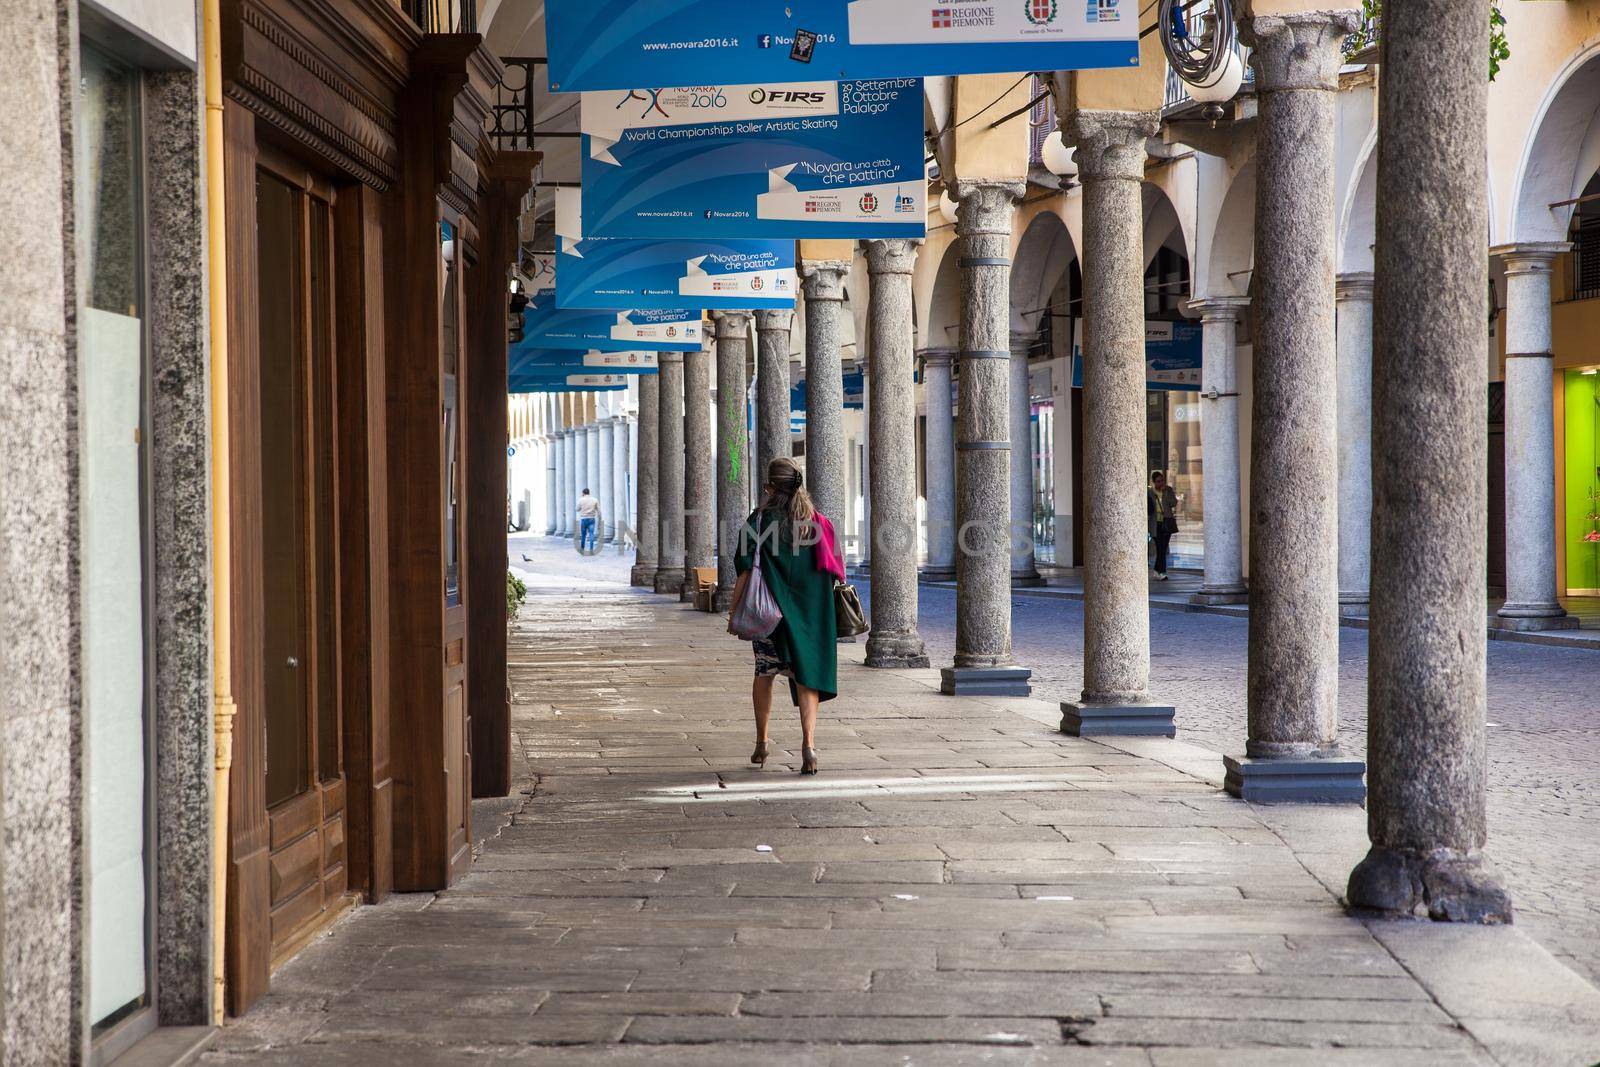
[860,193,880,214]
[1027,0,1059,24]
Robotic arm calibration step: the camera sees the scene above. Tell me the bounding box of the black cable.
[938,73,1031,137]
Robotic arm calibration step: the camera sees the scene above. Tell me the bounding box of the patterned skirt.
[752,635,794,679]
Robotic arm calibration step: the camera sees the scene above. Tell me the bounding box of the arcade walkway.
[201,547,1600,1065]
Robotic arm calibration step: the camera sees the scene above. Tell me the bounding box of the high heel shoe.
[751,740,769,767]
[799,747,818,775]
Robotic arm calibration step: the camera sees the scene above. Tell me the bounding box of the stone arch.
[1010,209,1077,336]
[1511,41,1600,243]
[924,240,964,353]
[1339,129,1378,275]
[1203,160,1256,298]
[1141,181,1190,275]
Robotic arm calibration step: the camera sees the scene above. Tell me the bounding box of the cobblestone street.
[200,539,1600,1064]
[859,576,1600,988]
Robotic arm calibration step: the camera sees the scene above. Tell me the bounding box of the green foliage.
[507,570,528,621]
[1343,1,1510,82]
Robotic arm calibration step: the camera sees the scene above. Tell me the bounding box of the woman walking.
[732,458,843,775]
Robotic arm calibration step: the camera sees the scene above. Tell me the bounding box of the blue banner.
[580,79,926,240]
[555,189,796,310]
[547,1,1138,93]
[522,295,703,352]
[510,347,660,378]
[1070,320,1203,392]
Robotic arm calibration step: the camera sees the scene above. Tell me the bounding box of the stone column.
[551,429,567,536]
[1229,11,1366,800]
[755,309,794,479]
[614,414,631,548]
[632,376,661,587]
[570,425,586,542]
[1348,0,1512,922]
[1493,243,1577,630]
[682,339,715,601]
[940,181,1032,697]
[655,352,687,594]
[1187,298,1250,605]
[585,422,601,519]
[1009,339,1044,586]
[920,349,958,581]
[545,398,559,534]
[1336,272,1375,614]
[599,416,617,543]
[863,239,931,668]
[857,357,872,575]
[802,262,851,526]
[1059,112,1171,734]
[714,312,753,611]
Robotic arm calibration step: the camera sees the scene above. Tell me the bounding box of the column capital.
[1060,110,1158,183]
[918,347,958,368]
[1335,271,1375,302]
[712,310,752,338]
[754,309,794,332]
[1185,295,1251,322]
[951,180,1026,237]
[1240,11,1364,92]
[1491,241,1571,274]
[1009,334,1037,360]
[863,237,919,275]
[799,260,851,301]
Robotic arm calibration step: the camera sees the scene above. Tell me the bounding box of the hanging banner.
[583,351,660,369]
[555,188,796,310]
[510,348,659,377]
[1070,320,1203,392]
[526,253,556,295]
[522,295,703,352]
[547,1,1139,93]
[580,78,927,240]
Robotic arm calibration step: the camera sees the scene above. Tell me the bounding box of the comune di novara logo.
[860,193,879,213]
[1027,0,1059,24]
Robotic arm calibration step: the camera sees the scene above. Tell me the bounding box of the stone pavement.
[202,543,1600,1065]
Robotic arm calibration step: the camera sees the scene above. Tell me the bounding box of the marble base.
[1061,701,1176,738]
[1190,585,1248,606]
[940,666,1032,697]
[1223,754,1367,804]
[919,565,957,583]
[630,564,657,589]
[1010,572,1047,588]
[1490,610,1579,632]
[654,572,686,596]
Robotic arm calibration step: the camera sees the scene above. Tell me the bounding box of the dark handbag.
[729,554,783,640]
[833,581,869,638]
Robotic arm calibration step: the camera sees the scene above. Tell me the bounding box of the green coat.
[735,508,838,703]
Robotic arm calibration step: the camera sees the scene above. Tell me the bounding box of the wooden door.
[255,159,351,959]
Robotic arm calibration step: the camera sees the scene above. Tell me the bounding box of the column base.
[1223,753,1367,804]
[654,571,686,596]
[1190,584,1247,606]
[713,587,736,612]
[1011,570,1047,588]
[919,564,956,583]
[1338,598,1369,618]
[1348,845,1513,923]
[1060,700,1175,738]
[940,666,1032,697]
[1491,605,1579,631]
[865,632,930,669]
[630,564,658,588]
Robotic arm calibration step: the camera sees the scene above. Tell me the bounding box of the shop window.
[1565,371,1600,595]
[77,39,155,1045]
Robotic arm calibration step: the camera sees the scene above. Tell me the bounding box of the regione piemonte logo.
[1027,0,1058,23]
[931,7,952,27]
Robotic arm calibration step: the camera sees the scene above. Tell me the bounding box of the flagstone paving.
[203,546,1600,1065]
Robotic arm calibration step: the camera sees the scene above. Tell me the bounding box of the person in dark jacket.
[730,458,842,775]
[1148,471,1180,581]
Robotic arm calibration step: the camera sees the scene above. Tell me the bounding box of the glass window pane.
[77,41,150,1032]
[258,172,311,808]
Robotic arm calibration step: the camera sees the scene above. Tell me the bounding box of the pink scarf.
[814,513,846,582]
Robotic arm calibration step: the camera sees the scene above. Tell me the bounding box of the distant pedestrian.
[730,458,843,776]
[1148,471,1179,580]
[576,488,601,552]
